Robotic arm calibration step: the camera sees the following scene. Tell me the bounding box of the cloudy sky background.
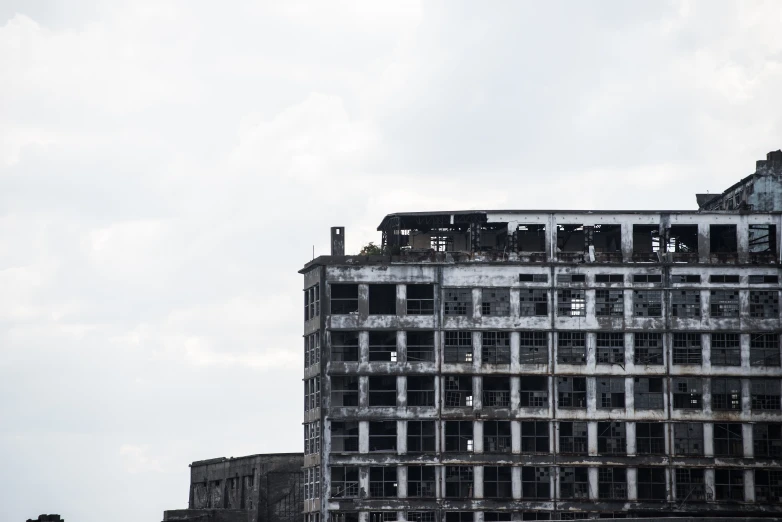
[1,1,781,520]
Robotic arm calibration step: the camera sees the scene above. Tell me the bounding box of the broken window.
[673,378,703,409]
[637,468,666,501]
[673,333,702,365]
[559,421,588,454]
[557,377,586,409]
[368,284,396,315]
[443,375,473,408]
[672,274,701,284]
[444,331,473,363]
[407,376,434,407]
[711,290,740,317]
[368,376,397,407]
[557,224,585,253]
[673,423,703,456]
[407,421,436,453]
[634,332,663,365]
[516,224,546,252]
[369,331,397,362]
[710,274,740,283]
[675,468,705,501]
[304,377,320,411]
[634,377,664,409]
[671,290,701,318]
[406,331,435,362]
[667,224,698,255]
[305,284,320,320]
[369,467,397,497]
[520,331,548,364]
[755,470,782,503]
[405,284,435,315]
[596,333,624,364]
[710,224,738,253]
[750,274,779,284]
[520,289,548,316]
[484,420,512,453]
[557,332,586,364]
[520,421,549,453]
[633,274,662,283]
[330,467,359,498]
[331,421,359,452]
[749,224,778,252]
[592,224,622,254]
[483,376,511,408]
[445,421,474,452]
[596,289,624,317]
[750,290,779,318]
[331,284,358,314]
[754,423,782,458]
[752,378,781,410]
[305,332,320,367]
[560,467,589,499]
[484,466,513,498]
[521,467,550,499]
[331,331,359,362]
[330,376,358,407]
[715,469,744,502]
[444,466,473,498]
[751,333,780,366]
[481,288,510,316]
[482,331,510,364]
[636,423,665,454]
[598,467,626,499]
[557,289,586,317]
[633,290,662,317]
[559,273,586,283]
[408,466,436,498]
[633,224,661,258]
[304,468,320,500]
[444,288,472,316]
[304,421,321,455]
[711,333,741,366]
[519,375,548,407]
[712,377,742,410]
[369,421,397,452]
[597,377,625,409]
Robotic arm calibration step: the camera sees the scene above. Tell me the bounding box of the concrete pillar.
[702,377,712,415]
[473,421,484,453]
[627,468,637,501]
[359,376,369,408]
[396,284,406,316]
[510,332,520,373]
[704,469,715,502]
[397,420,407,454]
[625,377,635,417]
[742,423,754,458]
[585,289,596,319]
[358,284,369,319]
[740,332,750,370]
[397,465,408,498]
[703,423,714,456]
[510,288,521,318]
[588,422,598,456]
[510,377,520,411]
[359,331,369,364]
[511,420,521,454]
[621,222,634,262]
[741,378,751,414]
[473,288,482,320]
[586,377,597,416]
[398,330,407,364]
[745,469,755,502]
[626,422,637,456]
[474,466,484,499]
[359,421,369,453]
[359,468,370,500]
[473,376,482,411]
[738,215,750,263]
[473,331,482,371]
[698,223,710,263]
[625,332,634,370]
[512,466,522,499]
[585,333,596,370]
[397,376,407,408]
[702,334,712,374]
[588,467,599,500]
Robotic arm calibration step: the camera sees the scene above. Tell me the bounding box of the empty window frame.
[596,333,625,364]
[597,422,626,455]
[673,423,704,456]
[331,331,359,362]
[667,225,698,254]
[634,333,663,365]
[671,290,701,318]
[407,376,435,407]
[752,378,781,411]
[711,290,740,317]
[710,274,740,284]
[633,274,663,284]
[368,467,397,497]
[444,289,472,316]
[749,224,778,253]
[369,514,396,522]
[710,224,738,253]
[304,421,321,455]
[482,288,510,316]
[369,284,396,315]
[598,468,627,499]
[517,224,546,252]
[634,377,664,409]
[560,467,589,499]
[407,331,435,362]
[484,466,513,498]
[483,513,512,522]
[407,284,434,315]
[755,470,782,503]
[633,290,662,317]
[519,273,548,283]
[304,467,320,500]
[331,376,359,407]
[520,421,550,454]
[636,423,665,454]
[750,275,780,284]
[331,513,358,522]
[443,375,473,408]
[408,466,436,498]
[673,378,703,409]
[711,333,741,366]
[712,377,742,411]
[445,421,474,452]
[430,235,454,252]
[520,289,548,316]
[483,376,511,408]
[331,284,359,314]
[445,513,474,522]
[633,224,661,255]
[557,332,586,364]
[751,333,780,366]
[596,290,624,317]
[714,469,744,502]
[305,333,320,367]
[637,468,666,501]
[305,377,320,411]
[305,284,320,320]
[408,512,437,522]
[672,274,701,284]
[596,274,624,283]
[368,331,397,362]
[558,421,587,456]
[558,289,586,317]
[407,421,436,453]
[444,331,473,363]
[597,377,625,409]
[484,420,512,453]
[330,467,359,498]
[750,290,779,318]
[593,224,622,253]
[444,466,473,498]
[675,468,705,501]
[557,224,585,253]
[557,377,587,409]
[673,333,702,365]
[519,376,549,407]
[369,421,397,452]
[331,421,359,452]
[521,466,551,499]
[713,423,743,457]
[754,423,782,458]
[520,331,548,364]
[559,273,586,283]
[482,331,510,364]
[368,376,397,407]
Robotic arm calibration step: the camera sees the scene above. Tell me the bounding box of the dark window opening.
[635,377,664,409]
[633,224,661,256]
[673,333,702,365]
[519,273,548,283]
[407,376,434,407]
[407,284,434,315]
[558,377,587,409]
[521,466,550,499]
[482,331,511,364]
[633,274,662,283]
[330,376,359,407]
[406,330,435,362]
[675,468,705,501]
[368,421,397,452]
[755,469,782,503]
[481,288,510,316]
[673,423,703,456]
[711,333,741,366]
[749,224,777,254]
[557,332,586,365]
[444,466,473,498]
[710,224,738,253]
[636,423,665,454]
[672,274,701,283]
[517,224,546,252]
[710,274,740,283]
[634,333,663,365]
[408,466,436,498]
[597,422,626,455]
[751,333,780,366]
[368,376,397,407]
[711,290,739,317]
[331,421,359,452]
[407,420,436,453]
[712,377,741,410]
[331,284,358,314]
[330,467,359,498]
[484,466,513,498]
[444,288,472,316]
[520,289,548,316]
[557,224,585,253]
[368,467,397,497]
[593,224,622,253]
[598,467,626,499]
[596,273,624,283]
[560,467,589,499]
[671,290,701,318]
[558,289,586,317]
[305,284,320,320]
[715,469,744,502]
[667,225,698,255]
[753,423,782,458]
[752,378,781,411]
[520,331,548,364]
[484,420,511,453]
[750,274,779,284]
[369,284,396,315]
[444,331,473,363]
[443,375,473,408]
[559,421,588,454]
[673,378,703,409]
[519,375,549,407]
[331,331,359,362]
[750,290,779,318]
[520,421,549,453]
[597,377,625,409]
[369,331,397,362]
[445,421,474,452]
[483,376,511,408]
[637,468,666,501]
[596,289,624,317]
[633,290,662,317]
[596,333,625,364]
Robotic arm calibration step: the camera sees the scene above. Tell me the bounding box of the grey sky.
[0,1,780,521]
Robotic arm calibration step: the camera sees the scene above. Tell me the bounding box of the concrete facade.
[698,150,782,212]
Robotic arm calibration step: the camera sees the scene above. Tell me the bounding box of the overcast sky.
[1,1,781,521]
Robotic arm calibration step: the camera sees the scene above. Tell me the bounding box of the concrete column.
[702,334,712,374]
[398,330,407,364]
[742,423,754,458]
[359,468,370,499]
[745,469,755,502]
[625,332,634,370]
[511,420,521,454]
[397,465,408,498]
[359,376,369,408]
[740,333,750,370]
[358,284,369,319]
[702,377,712,415]
[512,466,522,499]
[510,332,520,373]
[700,289,710,320]
[359,421,369,453]
[665,468,672,503]
[473,331,482,371]
[397,420,407,454]
[359,331,369,364]
[473,421,484,453]
[704,469,715,502]
[473,288,482,320]
[739,289,751,322]
[621,222,634,262]
[474,466,484,499]
[586,377,597,416]
[588,467,599,500]
[741,378,751,414]
[585,289,596,320]
[510,288,521,317]
[588,422,598,456]
[624,289,634,323]
[398,376,407,408]
[473,376,482,411]
[625,377,635,417]
[703,423,714,456]
[738,215,750,263]
[510,377,520,411]
[585,333,596,370]
[626,422,637,456]
[627,468,637,501]
[698,223,710,263]
[396,284,406,316]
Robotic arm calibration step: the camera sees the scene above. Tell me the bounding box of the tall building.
[300,152,782,522]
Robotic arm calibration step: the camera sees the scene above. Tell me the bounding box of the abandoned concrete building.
[300,151,782,522]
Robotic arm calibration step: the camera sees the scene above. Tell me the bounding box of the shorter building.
[698,149,782,211]
[163,453,303,522]
[27,516,64,522]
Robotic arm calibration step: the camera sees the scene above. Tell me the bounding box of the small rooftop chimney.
[331,227,345,256]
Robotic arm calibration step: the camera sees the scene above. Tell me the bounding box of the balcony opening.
[667,224,698,262]
[592,224,622,261]
[516,224,546,253]
[633,224,660,261]
[710,224,738,259]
